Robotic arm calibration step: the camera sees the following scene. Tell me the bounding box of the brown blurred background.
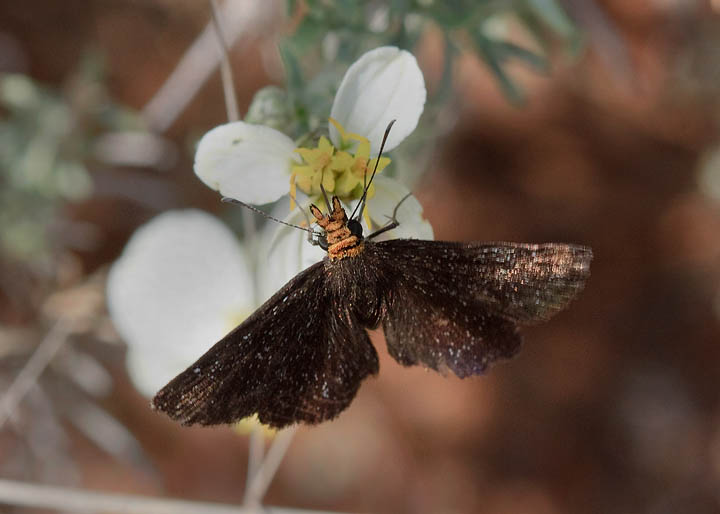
[1,1,720,513]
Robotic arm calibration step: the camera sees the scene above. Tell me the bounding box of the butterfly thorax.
[310,196,364,261]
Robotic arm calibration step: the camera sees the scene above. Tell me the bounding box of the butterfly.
[151,123,592,429]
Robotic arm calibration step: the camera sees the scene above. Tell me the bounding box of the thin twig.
[0,478,347,514]
[245,426,298,507]
[208,2,280,505]
[0,319,73,429]
[142,0,274,132]
[210,0,240,123]
[209,0,256,267]
[244,427,265,505]
[65,395,147,466]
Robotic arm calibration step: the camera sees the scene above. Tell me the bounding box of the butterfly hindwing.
[382,283,522,378]
[371,240,592,377]
[151,261,379,428]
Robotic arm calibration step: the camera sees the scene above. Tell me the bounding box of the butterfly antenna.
[221,197,318,234]
[350,119,396,221]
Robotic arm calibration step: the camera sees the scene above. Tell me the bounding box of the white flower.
[193,46,427,207]
[106,210,255,396]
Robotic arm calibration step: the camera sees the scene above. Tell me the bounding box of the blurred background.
[1,1,720,513]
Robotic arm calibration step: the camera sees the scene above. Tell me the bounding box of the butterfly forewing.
[374,240,592,323]
[151,261,379,428]
[369,240,592,377]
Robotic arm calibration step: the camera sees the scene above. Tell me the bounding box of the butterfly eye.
[348,219,363,239]
[317,234,329,251]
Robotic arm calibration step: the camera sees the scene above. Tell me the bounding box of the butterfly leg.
[366,192,412,240]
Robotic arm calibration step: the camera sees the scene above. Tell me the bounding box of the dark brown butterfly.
[151,123,592,429]
[151,195,591,428]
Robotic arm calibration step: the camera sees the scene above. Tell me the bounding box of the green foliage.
[249,0,581,185]
[0,53,140,263]
[273,0,579,125]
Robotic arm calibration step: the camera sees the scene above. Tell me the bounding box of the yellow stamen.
[363,208,372,230]
[289,172,297,210]
[328,117,368,147]
[233,415,276,439]
[290,118,392,221]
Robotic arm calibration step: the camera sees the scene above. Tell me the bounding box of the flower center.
[289,118,391,215]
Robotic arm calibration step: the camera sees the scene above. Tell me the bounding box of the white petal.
[330,47,426,153]
[194,122,298,205]
[256,203,326,304]
[362,176,434,241]
[107,210,255,396]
